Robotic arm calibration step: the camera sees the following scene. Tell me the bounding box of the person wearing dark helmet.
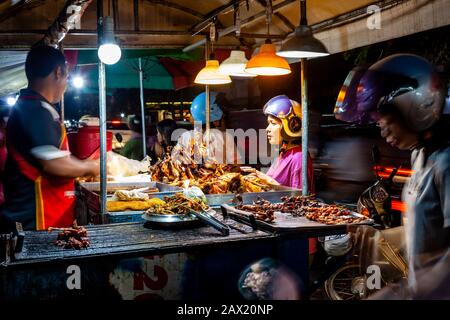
[335,54,449,298]
[0,46,99,231]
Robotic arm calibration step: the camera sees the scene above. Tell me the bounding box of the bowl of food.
[142,193,208,228]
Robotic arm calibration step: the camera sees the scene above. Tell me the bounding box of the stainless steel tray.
[141,212,201,228]
[141,207,219,229]
[221,203,373,236]
[205,188,302,207]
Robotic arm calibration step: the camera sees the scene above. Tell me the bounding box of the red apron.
[7,96,75,230]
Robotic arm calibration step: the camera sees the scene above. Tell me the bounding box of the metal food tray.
[76,181,182,224]
[103,188,302,225]
[140,206,221,229]
[221,203,373,236]
[205,186,302,207]
[141,212,201,228]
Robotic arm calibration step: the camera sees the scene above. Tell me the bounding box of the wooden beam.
[0,29,287,39]
[147,0,204,19]
[190,0,238,33]
[237,32,285,39]
[0,29,192,36]
[183,0,296,52]
[274,12,295,31]
[0,0,45,23]
[255,0,295,32]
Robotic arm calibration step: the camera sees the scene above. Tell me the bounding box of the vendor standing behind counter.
[255,95,314,192]
[0,46,99,231]
[253,95,316,294]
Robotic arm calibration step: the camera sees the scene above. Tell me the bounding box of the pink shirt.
[266,146,314,192]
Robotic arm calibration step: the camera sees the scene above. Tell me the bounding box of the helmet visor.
[334,66,377,124]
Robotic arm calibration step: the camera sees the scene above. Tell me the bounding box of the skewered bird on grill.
[49,226,90,249]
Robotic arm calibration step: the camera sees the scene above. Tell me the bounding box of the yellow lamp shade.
[194,60,232,85]
[245,43,291,76]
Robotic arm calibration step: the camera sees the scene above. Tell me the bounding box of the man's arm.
[38,156,99,178]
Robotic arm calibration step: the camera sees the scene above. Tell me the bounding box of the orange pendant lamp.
[245,40,291,76]
[244,2,291,77]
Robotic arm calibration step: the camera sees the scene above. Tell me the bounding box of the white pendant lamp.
[219,50,257,78]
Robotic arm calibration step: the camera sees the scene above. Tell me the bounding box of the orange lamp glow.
[245,43,291,76]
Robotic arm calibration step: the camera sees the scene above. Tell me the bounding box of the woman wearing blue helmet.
[175,91,242,164]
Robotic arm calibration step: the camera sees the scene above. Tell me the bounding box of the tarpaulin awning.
[0,48,206,96]
[82,56,175,91]
[0,51,27,97]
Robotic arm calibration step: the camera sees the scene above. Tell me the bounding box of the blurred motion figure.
[335,54,450,299]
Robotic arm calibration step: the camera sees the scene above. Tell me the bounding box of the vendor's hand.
[85,159,100,177]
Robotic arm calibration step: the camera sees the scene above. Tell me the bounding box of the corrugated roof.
[0,0,380,49]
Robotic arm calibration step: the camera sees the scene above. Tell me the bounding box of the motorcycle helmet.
[334,66,369,124]
[263,95,302,140]
[334,54,445,132]
[190,91,223,123]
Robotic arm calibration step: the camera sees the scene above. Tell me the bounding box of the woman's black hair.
[157,119,177,147]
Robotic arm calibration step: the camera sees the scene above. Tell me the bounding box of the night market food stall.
[0,0,449,300]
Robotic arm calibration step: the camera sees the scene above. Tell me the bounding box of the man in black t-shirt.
[0,46,99,230]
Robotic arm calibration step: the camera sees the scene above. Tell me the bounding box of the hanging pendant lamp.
[245,0,291,77]
[219,50,257,78]
[245,40,291,76]
[195,22,232,85]
[195,59,232,85]
[277,0,329,59]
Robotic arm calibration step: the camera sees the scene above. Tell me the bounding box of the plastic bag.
[107,151,151,178]
[182,180,207,204]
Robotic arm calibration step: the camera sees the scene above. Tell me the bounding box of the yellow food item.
[107,198,166,212]
[113,189,149,201]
